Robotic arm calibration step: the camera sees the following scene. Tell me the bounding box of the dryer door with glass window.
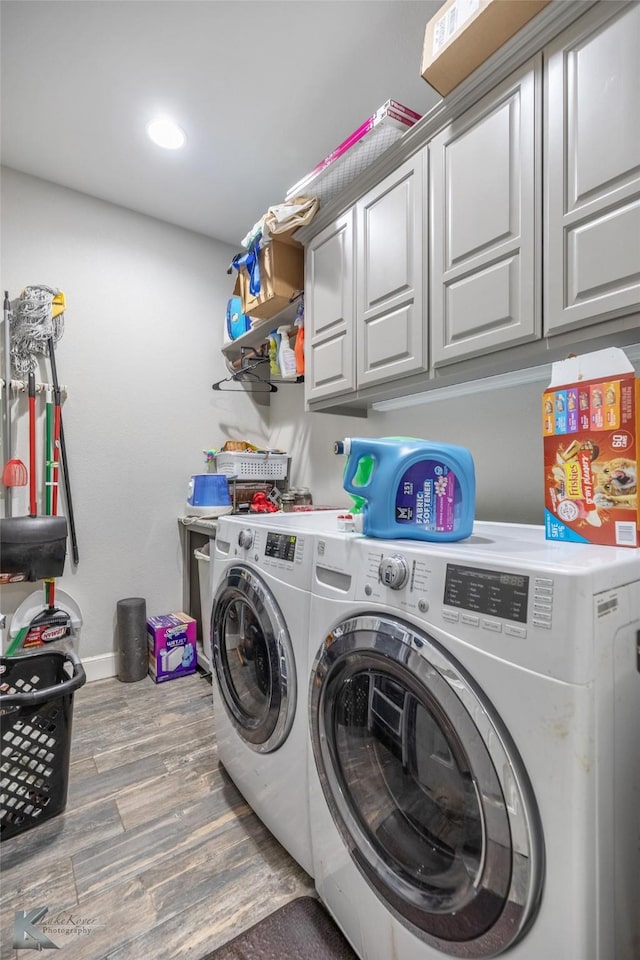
[212,565,296,753]
[309,614,544,958]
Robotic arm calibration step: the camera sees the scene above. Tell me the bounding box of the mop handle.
[28,372,36,517]
[45,384,53,517]
[52,387,61,516]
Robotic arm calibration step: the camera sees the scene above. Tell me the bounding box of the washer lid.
[310,614,544,958]
[212,565,296,754]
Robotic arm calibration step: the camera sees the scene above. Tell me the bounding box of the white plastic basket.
[215,452,288,480]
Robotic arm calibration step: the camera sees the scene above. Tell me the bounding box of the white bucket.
[6,589,83,656]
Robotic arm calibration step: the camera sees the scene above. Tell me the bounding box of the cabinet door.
[545,2,640,334]
[305,210,356,402]
[430,58,541,366]
[356,155,425,388]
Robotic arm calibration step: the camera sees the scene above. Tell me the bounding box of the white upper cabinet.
[305,210,356,402]
[305,154,425,406]
[544,1,640,334]
[430,57,541,366]
[356,154,426,388]
[298,1,640,413]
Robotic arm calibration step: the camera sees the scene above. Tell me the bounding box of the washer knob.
[378,555,409,590]
[238,529,254,550]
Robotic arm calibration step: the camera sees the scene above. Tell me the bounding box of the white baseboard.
[82,653,117,682]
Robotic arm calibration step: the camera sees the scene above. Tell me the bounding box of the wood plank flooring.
[1,670,314,959]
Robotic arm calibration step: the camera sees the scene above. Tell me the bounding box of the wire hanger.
[212,357,277,393]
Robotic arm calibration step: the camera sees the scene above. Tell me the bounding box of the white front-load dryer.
[307,523,640,960]
[209,510,345,877]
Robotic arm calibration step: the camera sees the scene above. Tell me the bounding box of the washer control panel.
[264,531,298,563]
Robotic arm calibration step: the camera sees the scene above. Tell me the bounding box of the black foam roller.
[116,597,147,682]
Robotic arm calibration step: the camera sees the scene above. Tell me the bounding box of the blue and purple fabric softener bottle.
[334,436,476,542]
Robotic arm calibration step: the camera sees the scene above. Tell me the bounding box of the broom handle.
[48,389,62,609]
[48,338,79,565]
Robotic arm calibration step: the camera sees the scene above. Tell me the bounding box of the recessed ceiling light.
[146,117,186,150]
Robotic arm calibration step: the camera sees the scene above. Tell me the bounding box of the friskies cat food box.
[542,348,639,547]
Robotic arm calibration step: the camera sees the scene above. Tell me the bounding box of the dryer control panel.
[361,547,549,622]
[343,524,640,684]
[378,555,409,590]
[355,542,598,682]
[359,545,562,642]
[443,564,529,623]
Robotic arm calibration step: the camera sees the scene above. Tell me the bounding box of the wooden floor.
[1,670,314,959]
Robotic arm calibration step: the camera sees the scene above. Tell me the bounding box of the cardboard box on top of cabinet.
[233,239,304,321]
[147,612,197,683]
[542,348,640,548]
[421,0,551,97]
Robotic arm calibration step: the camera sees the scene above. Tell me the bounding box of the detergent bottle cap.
[334,439,351,455]
[337,513,362,533]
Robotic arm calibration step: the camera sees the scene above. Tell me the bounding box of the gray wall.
[270,377,548,523]
[1,168,269,674]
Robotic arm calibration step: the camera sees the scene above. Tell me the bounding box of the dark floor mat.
[203,896,359,960]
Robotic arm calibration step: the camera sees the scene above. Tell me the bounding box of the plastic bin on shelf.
[0,649,86,841]
[215,451,288,481]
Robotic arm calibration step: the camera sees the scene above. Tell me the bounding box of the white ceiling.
[1,0,444,247]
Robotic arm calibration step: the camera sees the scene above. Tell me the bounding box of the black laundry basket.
[0,649,86,841]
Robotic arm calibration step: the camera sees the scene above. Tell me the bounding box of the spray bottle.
[277,326,298,380]
[334,436,476,542]
[267,334,280,377]
[294,299,305,376]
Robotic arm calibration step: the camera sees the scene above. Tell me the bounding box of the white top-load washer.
[307,522,640,960]
[209,510,345,877]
